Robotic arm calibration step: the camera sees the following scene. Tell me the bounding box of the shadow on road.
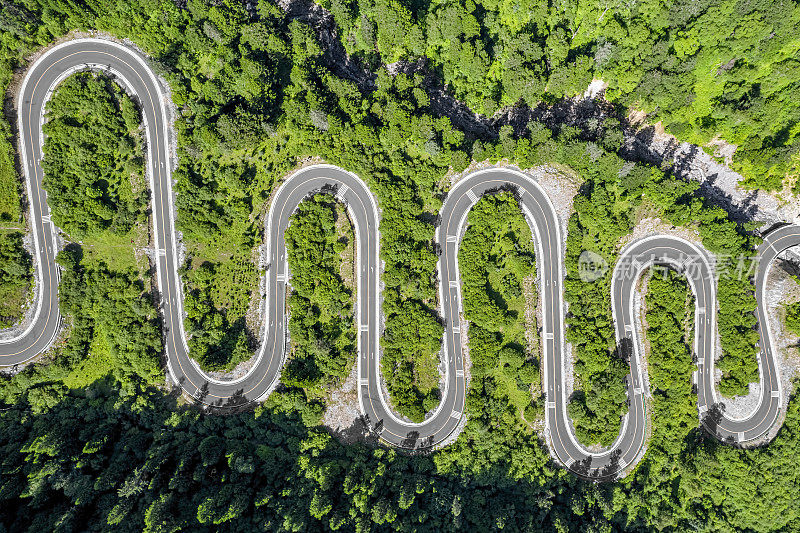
[569,448,623,481]
[700,402,726,439]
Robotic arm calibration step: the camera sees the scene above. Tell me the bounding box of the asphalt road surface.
[4,38,798,479]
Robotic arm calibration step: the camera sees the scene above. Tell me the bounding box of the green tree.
[42,72,145,237]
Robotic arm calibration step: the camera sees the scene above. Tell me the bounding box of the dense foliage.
[641,268,697,461]
[0,268,798,530]
[55,245,163,385]
[0,244,162,407]
[0,231,31,327]
[283,194,355,388]
[643,174,761,397]
[42,72,145,237]
[381,297,443,423]
[0,0,795,529]
[560,142,760,444]
[618,267,701,527]
[0,0,769,424]
[320,0,800,190]
[459,192,541,423]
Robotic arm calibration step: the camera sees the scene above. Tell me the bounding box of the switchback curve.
[4,38,797,479]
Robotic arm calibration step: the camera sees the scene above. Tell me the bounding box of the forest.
[41,71,146,238]
[283,194,356,389]
[458,192,542,423]
[0,0,797,530]
[319,0,800,190]
[0,231,30,327]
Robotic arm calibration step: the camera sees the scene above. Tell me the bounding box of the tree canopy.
[42,72,146,238]
[0,0,795,529]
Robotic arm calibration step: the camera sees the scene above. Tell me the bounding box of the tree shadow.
[700,402,726,438]
[568,446,623,481]
[401,430,420,449]
[217,388,250,410]
[615,336,634,363]
[330,414,380,446]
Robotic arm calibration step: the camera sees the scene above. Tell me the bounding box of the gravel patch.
[322,360,363,441]
[624,124,800,232]
[202,356,259,382]
[718,378,762,419]
[620,216,703,250]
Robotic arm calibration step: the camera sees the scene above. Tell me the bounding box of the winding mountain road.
[3,38,797,479]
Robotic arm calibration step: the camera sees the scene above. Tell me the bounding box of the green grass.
[77,226,149,275]
[410,349,440,395]
[188,233,260,323]
[0,281,28,327]
[63,329,115,389]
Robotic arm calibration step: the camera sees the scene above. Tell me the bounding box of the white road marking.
[11,53,795,477]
